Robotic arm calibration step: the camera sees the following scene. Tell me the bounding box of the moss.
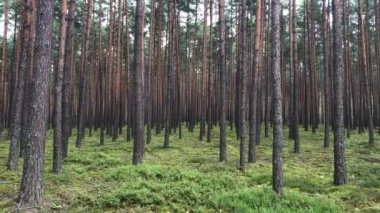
[211,187,340,213]
[0,126,379,212]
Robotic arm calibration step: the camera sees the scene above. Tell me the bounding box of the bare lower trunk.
[62,0,76,157]
[323,0,331,148]
[332,0,347,185]
[238,0,248,171]
[249,0,263,163]
[17,0,54,207]
[76,0,94,148]
[53,0,68,175]
[219,0,227,161]
[7,0,35,170]
[271,0,284,195]
[132,0,145,165]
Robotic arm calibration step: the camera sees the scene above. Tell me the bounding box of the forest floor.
[0,126,379,212]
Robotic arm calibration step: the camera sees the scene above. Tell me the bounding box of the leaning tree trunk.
[17,0,54,207]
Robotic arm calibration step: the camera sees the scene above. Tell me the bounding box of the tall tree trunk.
[308,0,318,134]
[290,0,300,153]
[76,0,94,148]
[343,0,352,134]
[176,8,182,140]
[376,0,380,131]
[6,16,22,129]
[358,0,375,145]
[7,17,21,141]
[105,0,114,138]
[200,0,208,141]
[7,0,35,170]
[190,0,199,133]
[132,0,145,164]
[303,0,309,131]
[238,0,248,171]
[248,0,263,163]
[125,0,133,141]
[53,0,68,174]
[164,0,175,149]
[147,0,155,144]
[271,0,284,195]
[98,0,105,145]
[207,0,213,143]
[17,0,54,207]
[154,0,164,135]
[112,0,123,141]
[264,2,270,139]
[0,0,9,130]
[219,0,227,161]
[332,0,347,185]
[323,0,331,148]
[62,0,76,157]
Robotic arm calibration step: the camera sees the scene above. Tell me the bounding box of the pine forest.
[0,0,380,212]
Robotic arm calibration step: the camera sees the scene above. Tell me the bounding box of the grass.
[0,125,379,212]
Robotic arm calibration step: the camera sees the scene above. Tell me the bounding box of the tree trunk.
[147,0,155,144]
[308,0,318,134]
[376,1,380,130]
[200,0,208,141]
[112,0,123,141]
[98,0,105,145]
[206,0,213,143]
[76,0,94,148]
[17,0,54,207]
[62,0,76,157]
[238,0,248,171]
[0,0,9,130]
[132,0,145,164]
[271,0,284,195]
[219,0,227,161]
[7,0,35,170]
[290,0,300,153]
[358,0,375,145]
[323,0,331,148]
[332,0,347,185]
[164,0,175,149]
[248,0,263,163]
[53,0,68,174]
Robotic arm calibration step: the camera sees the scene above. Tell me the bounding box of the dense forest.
[0,0,379,211]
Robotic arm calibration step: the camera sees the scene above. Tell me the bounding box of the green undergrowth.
[0,126,379,212]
